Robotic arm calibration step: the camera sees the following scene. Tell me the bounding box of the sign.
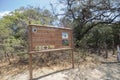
[28,24,73,52]
[28,24,74,80]
[62,32,69,46]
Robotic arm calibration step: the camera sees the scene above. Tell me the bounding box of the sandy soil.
[0,53,120,80]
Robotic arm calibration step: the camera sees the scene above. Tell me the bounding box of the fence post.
[117,45,120,62]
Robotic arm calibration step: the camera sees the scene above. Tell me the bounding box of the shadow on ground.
[101,61,120,64]
[33,68,72,80]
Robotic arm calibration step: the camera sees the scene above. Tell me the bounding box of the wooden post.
[71,49,74,68]
[28,23,33,80]
[29,53,33,80]
[71,30,74,68]
[117,45,120,62]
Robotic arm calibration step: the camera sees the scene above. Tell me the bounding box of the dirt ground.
[0,53,120,80]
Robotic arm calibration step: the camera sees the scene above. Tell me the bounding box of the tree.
[52,0,120,47]
[0,6,57,63]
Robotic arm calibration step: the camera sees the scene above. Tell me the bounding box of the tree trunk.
[112,40,115,55]
[98,41,101,55]
[11,53,14,58]
[5,51,11,64]
[105,42,108,58]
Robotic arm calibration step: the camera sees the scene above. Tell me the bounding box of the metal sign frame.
[28,24,74,80]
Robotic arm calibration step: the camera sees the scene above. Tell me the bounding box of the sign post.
[28,24,74,80]
[29,53,32,80]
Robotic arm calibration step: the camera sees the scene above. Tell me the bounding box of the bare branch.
[67,0,76,20]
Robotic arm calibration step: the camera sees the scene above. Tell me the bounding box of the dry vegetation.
[0,51,71,80]
[1,49,119,80]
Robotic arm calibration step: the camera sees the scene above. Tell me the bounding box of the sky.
[0,0,58,18]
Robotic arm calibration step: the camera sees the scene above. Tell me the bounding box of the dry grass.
[0,50,118,80]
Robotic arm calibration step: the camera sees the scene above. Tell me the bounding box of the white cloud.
[0,11,11,18]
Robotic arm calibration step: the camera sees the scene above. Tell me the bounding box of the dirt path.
[3,62,119,80]
[35,54,120,80]
[1,54,120,80]
[35,63,120,80]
